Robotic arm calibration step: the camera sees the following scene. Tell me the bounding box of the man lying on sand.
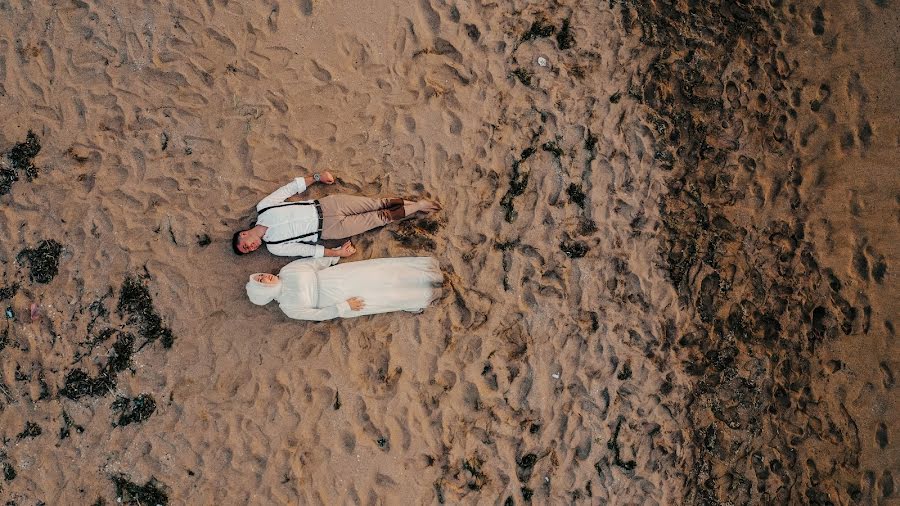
[232,171,440,258]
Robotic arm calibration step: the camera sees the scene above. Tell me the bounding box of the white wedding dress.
[275,257,442,321]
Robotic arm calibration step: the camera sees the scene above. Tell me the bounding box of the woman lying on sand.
[245,246,443,320]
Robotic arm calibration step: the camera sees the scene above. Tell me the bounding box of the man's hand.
[347,297,365,311]
[319,171,335,184]
[332,240,356,258]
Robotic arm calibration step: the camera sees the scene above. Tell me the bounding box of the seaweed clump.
[0,284,17,301]
[560,240,589,258]
[111,394,157,427]
[464,458,488,490]
[500,147,536,222]
[17,240,63,284]
[566,183,587,208]
[511,68,533,87]
[111,475,169,506]
[1,131,42,196]
[556,18,576,49]
[117,276,175,349]
[607,416,636,472]
[16,421,42,439]
[521,20,555,42]
[59,332,135,400]
[59,368,116,400]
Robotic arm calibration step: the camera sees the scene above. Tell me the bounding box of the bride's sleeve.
[281,300,352,321]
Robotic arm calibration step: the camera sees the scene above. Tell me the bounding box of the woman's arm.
[281,298,363,321]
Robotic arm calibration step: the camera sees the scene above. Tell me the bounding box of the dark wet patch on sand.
[620,1,886,503]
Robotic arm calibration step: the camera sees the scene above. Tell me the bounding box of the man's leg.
[319,194,415,239]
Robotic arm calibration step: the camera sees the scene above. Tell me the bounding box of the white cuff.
[313,245,326,258]
[294,177,308,194]
[337,301,352,316]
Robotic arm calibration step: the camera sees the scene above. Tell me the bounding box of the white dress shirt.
[255,177,325,258]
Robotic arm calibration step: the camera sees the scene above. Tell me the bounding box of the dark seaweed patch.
[106,332,136,373]
[566,184,586,208]
[0,284,17,301]
[521,486,534,502]
[111,394,157,427]
[607,417,636,471]
[556,18,575,49]
[1,131,41,195]
[511,68,533,87]
[3,462,15,481]
[465,24,480,42]
[624,1,870,501]
[461,457,487,491]
[59,368,115,400]
[8,131,41,178]
[111,475,169,506]
[60,331,137,400]
[521,20,555,42]
[16,421,42,439]
[0,166,17,196]
[17,240,63,284]
[560,241,588,258]
[117,276,175,349]
[541,141,563,158]
[196,234,211,247]
[500,147,535,222]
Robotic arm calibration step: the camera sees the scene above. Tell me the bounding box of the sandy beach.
[0,0,897,503]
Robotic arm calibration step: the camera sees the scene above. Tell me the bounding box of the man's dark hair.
[232,231,247,255]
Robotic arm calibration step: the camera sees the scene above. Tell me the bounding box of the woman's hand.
[320,171,335,184]
[335,241,356,257]
[347,297,365,311]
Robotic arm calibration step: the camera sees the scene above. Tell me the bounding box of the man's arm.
[257,177,308,210]
[256,172,335,210]
[268,242,325,258]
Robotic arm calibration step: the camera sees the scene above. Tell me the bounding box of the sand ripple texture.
[0,0,896,504]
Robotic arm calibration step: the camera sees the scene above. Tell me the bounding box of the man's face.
[238,231,262,254]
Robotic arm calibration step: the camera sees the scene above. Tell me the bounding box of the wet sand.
[0,0,897,504]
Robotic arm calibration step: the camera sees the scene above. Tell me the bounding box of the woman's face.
[255,273,279,285]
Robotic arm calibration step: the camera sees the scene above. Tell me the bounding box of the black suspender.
[257,201,318,215]
[258,200,324,245]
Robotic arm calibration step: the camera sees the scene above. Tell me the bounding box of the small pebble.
[551,372,560,379]
[537,56,548,67]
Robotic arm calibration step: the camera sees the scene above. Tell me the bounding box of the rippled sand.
[0,0,896,504]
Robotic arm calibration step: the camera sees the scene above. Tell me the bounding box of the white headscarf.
[246,274,282,305]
